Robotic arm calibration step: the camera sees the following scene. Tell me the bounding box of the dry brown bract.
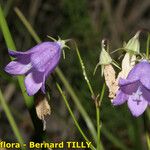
[117,53,136,81]
[104,53,136,99]
[35,92,51,130]
[103,64,117,98]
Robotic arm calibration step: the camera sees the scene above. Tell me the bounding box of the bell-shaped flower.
[5,39,67,96]
[112,60,150,117]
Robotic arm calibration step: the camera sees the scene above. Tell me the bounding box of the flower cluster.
[97,31,150,117]
[113,60,150,117]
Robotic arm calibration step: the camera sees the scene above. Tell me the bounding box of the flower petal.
[5,61,31,75]
[127,60,150,80]
[8,42,54,60]
[141,86,150,102]
[112,90,128,105]
[119,78,140,95]
[140,75,150,90]
[31,42,61,72]
[24,71,44,96]
[127,95,148,117]
[8,50,31,57]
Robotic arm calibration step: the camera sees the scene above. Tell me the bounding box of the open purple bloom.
[5,41,65,96]
[112,60,150,117]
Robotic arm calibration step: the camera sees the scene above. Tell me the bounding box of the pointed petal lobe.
[5,61,31,75]
[112,90,128,105]
[25,71,44,96]
[127,95,148,117]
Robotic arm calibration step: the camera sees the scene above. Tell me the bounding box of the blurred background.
[0,0,150,150]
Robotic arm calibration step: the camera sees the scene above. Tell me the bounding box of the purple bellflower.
[5,39,67,96]
[112,60,150,117]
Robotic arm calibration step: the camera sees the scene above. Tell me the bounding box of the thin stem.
[72,41,104,150]
[73,41,104,150]
[56,68,97,142]
[146,132,150,150]
[146,32,150,58]
[0,89,26,150]
[14,7,41,43]
[0,4,33,108]
[0,4,15,49]
[56,83,96,150]
[96,106,100,150]
[0,4,44,141]
[99,84,106,105]
[14,7,97,142]
[73,41,94,96]
[97,84,106,150]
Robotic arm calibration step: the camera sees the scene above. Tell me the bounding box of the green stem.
[75,42,100,149]
[146,32,150,58]
[0,4,33,109]
[0,89,25,150]
[14,7,97,142]
[14,7,41,43]
[0,4,44,141]
[73,41,104,150]
[96,106,100,150]
[56,68,97,142]
[146,132,150,150]
[97,84,105,150]
[74,41,94,96]
[0,5,15,49]
[56,83,96,150]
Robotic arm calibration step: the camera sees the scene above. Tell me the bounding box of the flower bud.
[99,40,112,65]
[94,40,112,76]
[124,31,140,54]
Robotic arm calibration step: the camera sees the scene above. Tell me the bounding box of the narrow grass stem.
[0,89,26,150]
[73,41,105,150]
[96,84,106,150]
[56,83,96,150]
[96,106,100,150]
[146,32,150,58]
[73,42,94,96]
[146,132,150,150]
[0,4,44,141]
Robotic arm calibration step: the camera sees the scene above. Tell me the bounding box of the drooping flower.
[112,60,150,117]
[111,31,141,98]
[5,39,67,96]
